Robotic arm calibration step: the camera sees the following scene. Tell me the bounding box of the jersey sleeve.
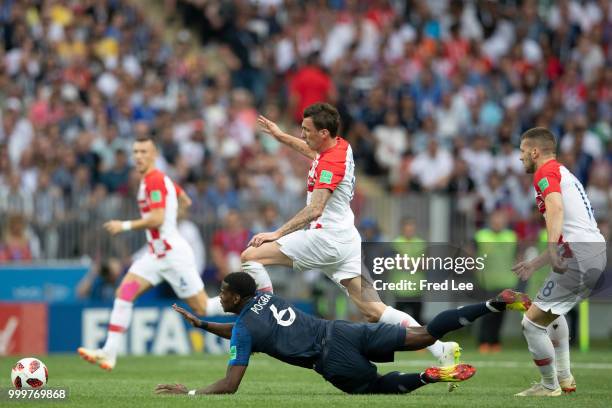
[173,181,184,196]
[535,166,561,199]
[144,173,167,210]
[313,159,345,192]
[228,320,252,366]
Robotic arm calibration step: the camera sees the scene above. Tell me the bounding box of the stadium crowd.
[0,0,610,288]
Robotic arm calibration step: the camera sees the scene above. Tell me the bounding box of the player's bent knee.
[240,247,256,263]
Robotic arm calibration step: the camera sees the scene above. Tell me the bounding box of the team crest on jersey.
[537,177,549,192]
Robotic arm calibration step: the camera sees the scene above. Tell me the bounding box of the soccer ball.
[11,358,48,389]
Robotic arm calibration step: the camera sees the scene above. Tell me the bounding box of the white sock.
[547,315,571,380]
[379,306,445,358]
[102,298,133,358]
[206,296,230,316]
[242,261,273,293]
[522,315,559,389]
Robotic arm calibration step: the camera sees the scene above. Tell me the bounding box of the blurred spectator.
[373,110,408,171]
[77,258,124,301]
[210,210,251,280]
[474,210,518,353]
[561,115,604,160]
[0,213,40,262]
[410,138,453,191]
[289,53,335,123]
[0,171,33,218]
[206,172,240,219]
[100,149,131,194]
[391,217,426,324]
[586,164,611,220]
[32,171,65,258]
[252,202,282,234]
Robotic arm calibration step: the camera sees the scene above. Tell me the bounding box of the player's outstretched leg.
[78,273,151,371]
[343,276,461,373]
[424,289,532,341]
[362,364,476,394]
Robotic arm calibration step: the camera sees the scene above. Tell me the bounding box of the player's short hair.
[520,127,557,154]
[134,134,154,143]
[303,103,340,136]
[223,272,257,298]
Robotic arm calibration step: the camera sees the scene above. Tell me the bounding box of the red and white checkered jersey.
[533,159,605,255]
[137,169,185,257]
[306,137,356,230]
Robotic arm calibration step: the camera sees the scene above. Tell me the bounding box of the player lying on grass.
[154,272,531,396]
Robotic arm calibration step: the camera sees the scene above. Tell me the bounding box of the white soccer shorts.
[129,240,204,299]
[277,227,362,290]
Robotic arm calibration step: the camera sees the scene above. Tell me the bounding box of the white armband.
[121,221,132,231]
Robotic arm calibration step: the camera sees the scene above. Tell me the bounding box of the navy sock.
[426,303,492,339]
[365,371,427,394]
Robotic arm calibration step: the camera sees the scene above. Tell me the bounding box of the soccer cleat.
[515,382,562,396]
[77,347,116,371]
[493,289,532,312]
[437,341,462,392]
[424,364,476,383]
[559,376,576,393]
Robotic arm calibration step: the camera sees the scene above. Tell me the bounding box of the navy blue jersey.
[229,293,331,368]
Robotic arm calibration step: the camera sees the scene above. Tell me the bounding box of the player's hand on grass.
[154,383,188,394]
[249,231,280,247]
[257,115,282,138]
[104,220,123,235]
[512,260,536,281]
[172,304,203,328]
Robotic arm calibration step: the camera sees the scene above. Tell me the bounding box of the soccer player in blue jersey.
[155,272,530,396]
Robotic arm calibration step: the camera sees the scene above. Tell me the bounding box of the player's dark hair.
[223,272,257,298]
[303,103,340,136]
[520,127,557,155]
[134,133,154,142]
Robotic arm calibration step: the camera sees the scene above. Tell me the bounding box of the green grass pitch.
[1,349,610,408]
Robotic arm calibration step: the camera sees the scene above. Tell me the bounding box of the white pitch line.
[387,360,612,370]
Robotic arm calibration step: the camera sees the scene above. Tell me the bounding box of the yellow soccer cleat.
[494,289,532,312]
[515,383,562,396]
[77,347,116,371]
[423,364,476,383]
[437,341,462,392]
[559,375,576,393]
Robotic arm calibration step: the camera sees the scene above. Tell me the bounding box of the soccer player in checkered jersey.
[512,127,606,396]
[243,103,461,372]
[78,135,226,371]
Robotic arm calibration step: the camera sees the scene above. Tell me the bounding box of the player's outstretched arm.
[172,304,234,339]
[248,188,331,247]
[257,115,317,160]
[155,365,247,395]
[103,208,165,235]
